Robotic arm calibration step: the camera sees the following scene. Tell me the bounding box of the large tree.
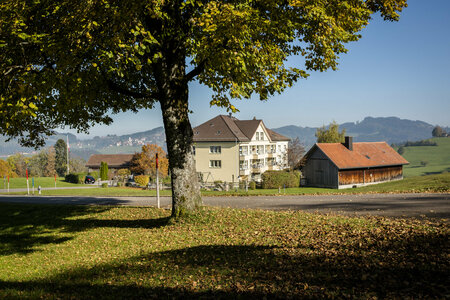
[0,0,406,217]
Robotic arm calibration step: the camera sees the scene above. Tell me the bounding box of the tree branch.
[184,60,206,82]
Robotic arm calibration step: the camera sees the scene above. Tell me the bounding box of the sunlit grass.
[0,204,447,298]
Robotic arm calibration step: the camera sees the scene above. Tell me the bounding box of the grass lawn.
[3,173,449,196]
[400,137,450,177]
[0,204,447,299]
[0,177,80,189]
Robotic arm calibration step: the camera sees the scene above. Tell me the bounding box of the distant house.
[193,115,290,183]
[302,137,409,189]
[85,154,134,175]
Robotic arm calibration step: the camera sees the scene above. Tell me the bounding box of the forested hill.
[273,116,446,149]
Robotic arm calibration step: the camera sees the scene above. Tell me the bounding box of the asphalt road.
[0,193,448,219]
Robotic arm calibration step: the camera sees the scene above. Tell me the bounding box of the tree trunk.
[160,81,202,218]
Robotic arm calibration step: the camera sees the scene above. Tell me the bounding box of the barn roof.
[193,115,290,142]
[308,142,409,170]
[86,154,134,168]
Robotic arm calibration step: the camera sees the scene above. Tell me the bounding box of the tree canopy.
[315,121,346,143]
[0,0,407,216]
[131,144,169,178]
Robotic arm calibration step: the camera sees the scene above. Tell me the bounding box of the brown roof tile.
[193,115,289,142]
[314,142,409,169]
[86,154,134,168]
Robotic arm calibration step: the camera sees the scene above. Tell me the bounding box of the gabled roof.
[193,115,290,142]
[306,142,409,170]
[86,154,134,168]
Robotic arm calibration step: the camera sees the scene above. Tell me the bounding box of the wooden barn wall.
[303,149,338,188]
[339,166,403,185]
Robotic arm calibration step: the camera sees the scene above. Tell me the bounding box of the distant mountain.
[0,127,167,160]
[0,117,447,158]
[272,116,439,150]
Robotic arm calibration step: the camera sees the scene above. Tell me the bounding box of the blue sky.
[68,0,450,139]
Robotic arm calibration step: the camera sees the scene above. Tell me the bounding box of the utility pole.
[156,153,160,208]
[66,134,70,175]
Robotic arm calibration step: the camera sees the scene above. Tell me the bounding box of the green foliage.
[249,181,256,190]
[55,139,68,177]
[315,121,346,143]
[0,0,406,147]
[397,146,405,155]
[100,162,108,181]
[64,173,86,184]
[262,170,301,189]
[404,140,437,147]
[134,175,149,187]
[101,182,108,188]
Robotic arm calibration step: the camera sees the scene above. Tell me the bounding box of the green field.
[0,177,80,189]
[400,137,450,177]
[3,173,449,196]
[0,204,447,299]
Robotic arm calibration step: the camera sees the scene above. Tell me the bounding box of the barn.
[302,137,409,189]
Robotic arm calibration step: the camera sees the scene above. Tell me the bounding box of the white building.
[193,115,290,183]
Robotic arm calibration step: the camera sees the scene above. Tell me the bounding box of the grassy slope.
[401,137,450,177]
[0,204,447,299]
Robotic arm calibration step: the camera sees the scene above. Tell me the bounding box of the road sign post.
[26,169,29,195]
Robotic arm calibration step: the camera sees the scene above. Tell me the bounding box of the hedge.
[65,173,86,184]
[261,170,300,189]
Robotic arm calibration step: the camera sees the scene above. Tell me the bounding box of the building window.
[239,146,248,155]
[260,132,264,140]
[239,160,248,170]
[257,145,265,154]
[210,160,221,168]
[209,146,221,154]
[192,146,196,155]
[256,132,259,141]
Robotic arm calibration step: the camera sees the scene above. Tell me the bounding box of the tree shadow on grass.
[0,204,170,256]
[0,232,447,299]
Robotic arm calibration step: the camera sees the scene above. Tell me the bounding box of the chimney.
[344,136,353,151]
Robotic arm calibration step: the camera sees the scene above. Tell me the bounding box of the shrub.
[134,175,149,187]
[261,170,301,189]
[101,182,108,188]
[397,146,405,155]
[117,182,123,187]
[65,173,84,184]
[100,162,109,180]
[249,181,256,190]
[420,160,429,167]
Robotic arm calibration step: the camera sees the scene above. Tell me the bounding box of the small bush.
[117,182,123,187]
[249,181,256,190]
[65,173,83,184]
[135,175,149,187]
[261,170,300,189]
[420,160,429,167]
[101,182,108,188]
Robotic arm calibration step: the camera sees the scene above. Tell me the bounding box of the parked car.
[85,175,96,184]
